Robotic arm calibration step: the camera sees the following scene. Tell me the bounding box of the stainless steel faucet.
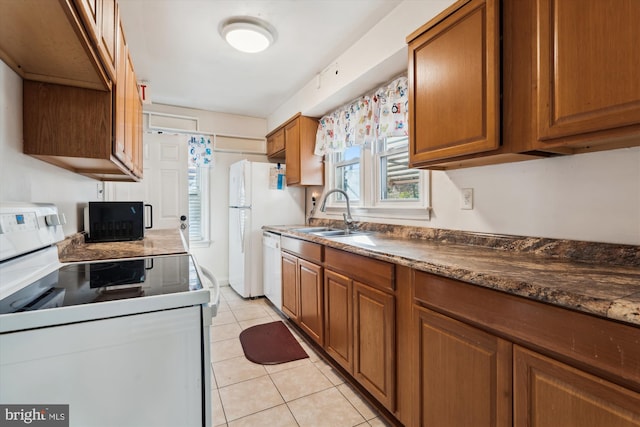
[319,189,356,231]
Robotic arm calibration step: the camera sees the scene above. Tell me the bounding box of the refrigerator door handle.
[240,209,245,253]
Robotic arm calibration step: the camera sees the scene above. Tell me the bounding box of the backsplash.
[309,219,640,268]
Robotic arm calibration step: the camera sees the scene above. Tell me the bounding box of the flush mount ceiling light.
[219,17,276,53]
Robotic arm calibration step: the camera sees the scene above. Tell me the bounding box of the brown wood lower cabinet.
[324,248,396,412]
[281,237,324,346]
[413,306,512,427]
[353,281,395,410]
[514,346,640,427]
[412,269,640,427]
[281,251,299,321]
[324,270,352,371]
[281,239,639,427]
[298,259,323,345]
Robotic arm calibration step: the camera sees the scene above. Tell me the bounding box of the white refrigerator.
[228,160,305,298]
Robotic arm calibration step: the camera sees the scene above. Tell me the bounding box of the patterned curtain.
[314,76,408,155]
[188,135,213,167]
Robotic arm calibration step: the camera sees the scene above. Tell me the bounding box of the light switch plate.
[461,188,473,210]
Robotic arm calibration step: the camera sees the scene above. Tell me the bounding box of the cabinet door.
[298,259,323,345]
[98,0,117,79]
[285,119,301,185]
[324,269,353,372]
[413,306,512,427]
[75,0,100,36]
[408,0,499,165]
[267,129,285,158]
[74,0,116,81]
[113,21,142,175]
[131,75,143,178]
[124,50,141,172]
[353,281,395,411]
[536,0,640,144]
[514,346,640,427]
[281,252,298,321]
[113,19,128,167]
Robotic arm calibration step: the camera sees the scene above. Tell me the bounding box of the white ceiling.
[118,0,404,119]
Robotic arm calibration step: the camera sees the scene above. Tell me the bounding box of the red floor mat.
[239,321,309,365]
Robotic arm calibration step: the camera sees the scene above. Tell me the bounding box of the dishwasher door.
[262,231,282,311]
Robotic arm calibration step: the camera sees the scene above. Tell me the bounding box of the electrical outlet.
[96,183,105,201]
[461,188,473,210]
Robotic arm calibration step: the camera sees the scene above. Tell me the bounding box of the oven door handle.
[200,266,220,317]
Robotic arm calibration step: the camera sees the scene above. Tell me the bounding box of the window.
[334,145,362,202]
[188,166,209,245]
[376,136,420,202]
[327,136,428,217]
[319,75,429,219]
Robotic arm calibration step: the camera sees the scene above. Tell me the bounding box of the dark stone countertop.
[57,229,188,262]
[265,221,640,327]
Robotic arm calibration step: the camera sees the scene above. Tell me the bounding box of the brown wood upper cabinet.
[12,0,143,181]
[0,0,110,90]
[407,0,640,170]
[266,114,323,186]
[529,0,640,152]
[266,128,285,158]
[113,19,143,177]
[407,0,501,168]
[74,0,118,82]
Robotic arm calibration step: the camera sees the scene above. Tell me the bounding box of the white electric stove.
[0,202,218,427]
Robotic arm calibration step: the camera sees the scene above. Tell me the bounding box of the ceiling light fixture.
[219,17,276,53]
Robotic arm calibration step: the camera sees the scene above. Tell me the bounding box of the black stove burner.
[89,259,146,288]
[0,254,202,315]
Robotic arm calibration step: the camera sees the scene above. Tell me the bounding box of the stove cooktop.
[0,254,202,315]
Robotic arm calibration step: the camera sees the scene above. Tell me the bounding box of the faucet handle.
[343,213,357,230]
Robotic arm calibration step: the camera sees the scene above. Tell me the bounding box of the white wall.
[431,149,640,244]
[0,60,100,236]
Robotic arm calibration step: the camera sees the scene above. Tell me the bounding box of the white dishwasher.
[262,231,282,311]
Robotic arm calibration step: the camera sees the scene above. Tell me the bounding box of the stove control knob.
[45,214,61,226]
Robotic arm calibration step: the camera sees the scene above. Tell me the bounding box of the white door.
[106,133,189,230]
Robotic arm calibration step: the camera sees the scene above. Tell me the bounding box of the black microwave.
[84,202,153,242]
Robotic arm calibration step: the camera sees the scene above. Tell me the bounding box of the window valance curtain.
[188,135,213,167]
[314,75,408,155]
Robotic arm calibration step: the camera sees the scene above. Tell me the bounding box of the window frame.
[332,145,364,205]
[373,136,425,209]
[325,136,430,220]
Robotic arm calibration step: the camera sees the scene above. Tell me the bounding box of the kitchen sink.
[292,227,337,233]
[311,229,372,237]
[293,227,372,238]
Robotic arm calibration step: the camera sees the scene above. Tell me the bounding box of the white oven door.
[0,306,206,427]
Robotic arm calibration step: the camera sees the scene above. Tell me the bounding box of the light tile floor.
[210,285,392,427]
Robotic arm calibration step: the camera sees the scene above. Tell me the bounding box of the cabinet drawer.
[281,236,323,264]
[325,247,394,293]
